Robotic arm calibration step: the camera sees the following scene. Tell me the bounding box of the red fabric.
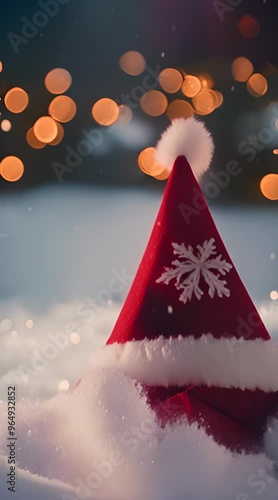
[107,156,270,344]
[156,388,263,453]
[143,383,278,452]
[106,155,277,452]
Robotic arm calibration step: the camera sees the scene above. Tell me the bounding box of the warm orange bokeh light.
[117,104,133,125]
[1,120,12,132]
[192,90,216,114]
[198,74,214,89]
[153,168,171,181]
[273,149,278,155]
[181,76,201,98]
[247,73,268,97]
[138,147,167,177]
[140,90,168,116]
[45,68,72,94]
[119,51,146,76]
[48,122,64,146]
[26,127,46,149]
[211,90,223,108]
[260,174,278,200]
[34,116,58,143]
[167,99,194,120]
[0,61,2,73]
[49,96,77,123]
[4,87,29,113]
[0,156,24,182]
[92,98,119,126]
[232,57,254,82]
[159,68,183,94]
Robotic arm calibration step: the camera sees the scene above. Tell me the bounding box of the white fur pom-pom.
[155,117,214,180]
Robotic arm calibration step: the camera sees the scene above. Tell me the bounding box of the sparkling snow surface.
[0,186,277,499]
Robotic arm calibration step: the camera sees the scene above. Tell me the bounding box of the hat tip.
[155,117,214,180]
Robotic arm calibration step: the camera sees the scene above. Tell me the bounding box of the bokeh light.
[260,174,278,200]
[92,98,119,126]
[198,74,214,89]
[273,149,278,155]
[270,290,278,301]
[0,61,2,73]
[49,96,77,123]
[4,87,29,113]
[70,332,81,344]
[211,90,223,108]
[158,68,183,93]
[153,168,171,181]
[140,90,168,116]
[26,319,34,329]
[26,127,46,149]
[238,15,260,39]
[45,68,72,94]
[192,90,216,114]
[232,57,254,82]
[167,99,194,120]
[0,156,24,182]
[181,76,201,98]
[34,116,58,143]
[1,318,12,330]
[1,119,12,132]
[58,380,70,392]
[117,104,133,125]
[119,51,146,76]
[138,147,167,177]
[247,73,268,97]
[48,122,64,146]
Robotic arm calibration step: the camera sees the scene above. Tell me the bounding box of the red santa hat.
[95,117,278,453]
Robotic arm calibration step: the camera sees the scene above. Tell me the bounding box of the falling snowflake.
[156,238,233,304]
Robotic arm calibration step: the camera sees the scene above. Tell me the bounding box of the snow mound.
[0,368,278,499]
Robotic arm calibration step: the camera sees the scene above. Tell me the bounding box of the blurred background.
[0,0,278,199]
[0,0,277,398]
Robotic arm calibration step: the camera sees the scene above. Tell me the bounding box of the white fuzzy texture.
[92,335,278,392]
[1,370,278,499]
[155,117,214,179]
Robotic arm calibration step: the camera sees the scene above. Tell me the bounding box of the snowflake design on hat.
[156,238,233,304]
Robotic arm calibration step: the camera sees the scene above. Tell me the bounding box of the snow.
[0,455,76,500]
[0,186,277,498]
[1,368,278,499]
